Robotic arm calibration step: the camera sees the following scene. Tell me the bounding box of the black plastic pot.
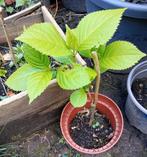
[86,0,147,54]
[62,0,86,13]
[125,60,147,134]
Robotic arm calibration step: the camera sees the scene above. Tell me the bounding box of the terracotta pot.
[60,93,124,154]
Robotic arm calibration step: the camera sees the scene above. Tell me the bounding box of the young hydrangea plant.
[6,9,146,110]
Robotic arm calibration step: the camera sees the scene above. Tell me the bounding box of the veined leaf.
[27,69,52,103]
[57,64,97,90]
[100,41,146,72]
[70,88,87,108]
[22,44,50,69]
[66,25,79,50]
[73,9,125,51]
[6,64,41,91]
[54,55,76,64]
[17,23,72,57]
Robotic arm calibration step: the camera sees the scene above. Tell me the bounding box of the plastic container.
[125,60,147,134]
[62,0,86,13]
[86,0,147,53]
[60,93,124,154]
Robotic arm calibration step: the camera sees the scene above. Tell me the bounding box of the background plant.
[6,9,146,109]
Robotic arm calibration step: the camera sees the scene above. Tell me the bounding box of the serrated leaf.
[73,9,125,51]
[16,23,72,57]
[0,69,7,77]
[6,64,41,91]
[57,64,96,90]
[100,41,146,72]
[22,44,50,69]
[70,88,87,107]
[27,69,52,103]
[66,25,79,50]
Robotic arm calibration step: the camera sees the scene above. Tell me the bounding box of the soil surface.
[132,78,147,109]
[125,0,147,4]
[70,111,113,149]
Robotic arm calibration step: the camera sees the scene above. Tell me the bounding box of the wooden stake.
[0,7,18,68]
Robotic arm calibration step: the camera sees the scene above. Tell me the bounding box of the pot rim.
[60,93,124,154]
[127,60,147,114]
[89,0,147,19]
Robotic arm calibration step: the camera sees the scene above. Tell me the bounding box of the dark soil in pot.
[70,110,114,149]
[132,77,147,109]
[125,0,147,4]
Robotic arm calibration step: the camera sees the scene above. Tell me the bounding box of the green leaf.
[15,0,25,8]
[0,0,5,6]
[70,88,87,107]
[79,49,92,58]
[22,44,50,69]
[27,69,52,103]
[73,9,125,51]
[16,23,72,57]
[6,64,41,91]
[57,64,96,90]
[66,25,79,50]
[100,41,146,72]
[0,69,6,77]
[54,55,76,64]
[6,6,14,14]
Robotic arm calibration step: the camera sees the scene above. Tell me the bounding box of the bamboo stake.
[0,7,18,68]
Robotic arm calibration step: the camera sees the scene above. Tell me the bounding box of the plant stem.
[0,7,18,68]
[89,51,101,126]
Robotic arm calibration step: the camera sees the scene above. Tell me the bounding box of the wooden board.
[0,2,43,43]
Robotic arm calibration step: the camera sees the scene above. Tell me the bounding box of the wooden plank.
[0,13,43,43]
[0,81,71,144]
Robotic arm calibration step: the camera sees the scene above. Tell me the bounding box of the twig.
[0,7,18,68]
[53,0,58,18]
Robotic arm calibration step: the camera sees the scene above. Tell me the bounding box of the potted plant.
[6,8,145,154]
[125,60,147,134]
[86,0,147,53]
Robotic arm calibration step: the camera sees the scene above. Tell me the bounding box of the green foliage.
[70,88,87,107]
[57,64,96,90]
[6,6,14,13]
[6,8,146,107]
[99,41,146,72]
[0,69,6,77]
[27,69,52,103]
[6,64,42,91]
[17,23,72,58]
[71,9,126,51]
[66,25,79,50]
[0,0,4,6]
[22,44,50,69]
